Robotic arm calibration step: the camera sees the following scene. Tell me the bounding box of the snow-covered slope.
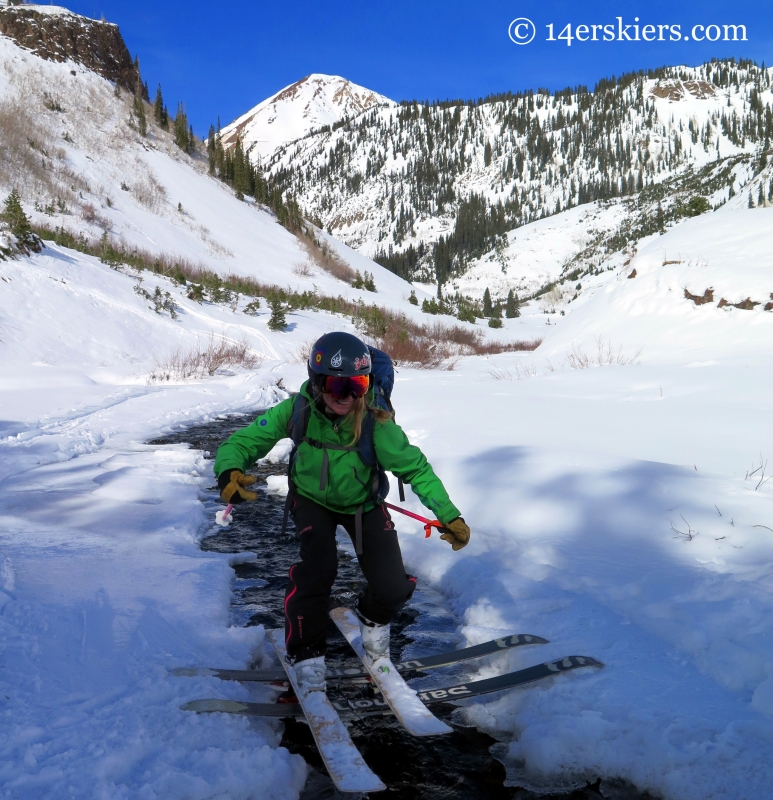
[220,73,396,162]
[0,32,422,312]
[4,10,773,800]
[264,63,773,297]
[540,205,773,363]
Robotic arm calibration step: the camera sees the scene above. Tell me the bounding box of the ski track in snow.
[1,21,773,799]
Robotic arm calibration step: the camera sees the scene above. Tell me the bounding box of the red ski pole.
[382,502,448,539]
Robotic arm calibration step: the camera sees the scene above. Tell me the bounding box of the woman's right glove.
[440,517,470,551]
[217,469,258,504]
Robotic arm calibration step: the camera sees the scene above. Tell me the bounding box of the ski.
[182,654,603,719]
[331,606,452,737]
[265,629,385,794]
[171,631,548,683]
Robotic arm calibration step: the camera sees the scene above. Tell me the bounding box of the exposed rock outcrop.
[0,4,143,95]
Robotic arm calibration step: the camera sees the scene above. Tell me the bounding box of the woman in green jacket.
[214,331,470,696]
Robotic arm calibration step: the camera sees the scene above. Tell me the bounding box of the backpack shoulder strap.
[281,394,311,537]
[286,394,311,445]
[357,410,377,469]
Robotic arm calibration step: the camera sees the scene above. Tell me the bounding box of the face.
[322,392,355,416]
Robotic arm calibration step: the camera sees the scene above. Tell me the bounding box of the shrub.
[267,299,288,331]
[149,335,262,382]
[408,290,418,305]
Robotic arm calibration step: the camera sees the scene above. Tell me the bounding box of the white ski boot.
[292,656,326,697]
[357,614,390,664]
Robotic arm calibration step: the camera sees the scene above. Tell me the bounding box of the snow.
[220,74,396,163]
[3,22,773,800]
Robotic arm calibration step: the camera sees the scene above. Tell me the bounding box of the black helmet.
[308,332,371,384]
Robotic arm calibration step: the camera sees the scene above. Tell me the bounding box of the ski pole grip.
[215,503,234,527]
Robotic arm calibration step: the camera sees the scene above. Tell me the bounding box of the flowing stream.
[150,415,651,800]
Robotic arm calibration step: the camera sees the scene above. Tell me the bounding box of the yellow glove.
[440,517,470,551]
[217,469,258,504]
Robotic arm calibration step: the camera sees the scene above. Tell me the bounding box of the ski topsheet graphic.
[171,631,548,683]
[330,606,452,737]
[182,654,604,719]
[265,630,385,793]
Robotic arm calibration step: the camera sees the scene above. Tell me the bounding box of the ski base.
[182,654,603,720]
[331,607,452,737]
[266,629,385,794]
[171,631,548,683]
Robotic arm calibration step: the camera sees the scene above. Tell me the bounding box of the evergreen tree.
[154,84,168,129]
[408,289,418,305]
[2,189,40,253]
[482,287,492,317]
[207,124,217,175]
[267,299,288,331]
[505,288,520,318]
[174,104,191,152]
[132,90,147,137]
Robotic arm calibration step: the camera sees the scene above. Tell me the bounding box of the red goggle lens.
[323,375,370,399]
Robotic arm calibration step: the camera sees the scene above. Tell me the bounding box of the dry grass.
[290,338,316,365]
[489,363,537,381]
[356,309,541,369]
[148,334,264,382]
[299,229,357,284]
[292,260,315,278]
[565,337,643,369]
[134,171,167,213]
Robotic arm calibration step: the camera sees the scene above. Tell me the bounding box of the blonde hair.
[347,397,394,444]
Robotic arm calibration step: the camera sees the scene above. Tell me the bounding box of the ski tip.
[517,634,549,645]
[171,667,216,678]
[564,656,604,669]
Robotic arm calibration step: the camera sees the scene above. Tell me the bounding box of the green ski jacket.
[214,382,461,523]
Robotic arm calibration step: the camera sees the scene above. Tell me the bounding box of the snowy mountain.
[256,64,772,308]
[3,7,773,800]
[219,73,396,161]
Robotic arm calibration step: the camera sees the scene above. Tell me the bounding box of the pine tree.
[267,299,288,331]
[505,288,520,318]
[207,124,217,175]
[133,90,147,137]
[154,84,168,129]
[2,189,40,253]
[482,287,492,317]
[174,104,191,152]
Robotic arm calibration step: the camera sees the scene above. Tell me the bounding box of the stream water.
[150,415,652,800]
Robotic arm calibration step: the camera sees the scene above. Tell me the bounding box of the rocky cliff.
[0,4,142,94]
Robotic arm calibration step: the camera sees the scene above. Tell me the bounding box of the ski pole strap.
[355,505,363,555]
[398,477,405,502]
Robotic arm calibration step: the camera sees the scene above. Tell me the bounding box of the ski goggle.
[322,374,370,399]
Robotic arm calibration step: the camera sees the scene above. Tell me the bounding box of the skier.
[213,331,470,697]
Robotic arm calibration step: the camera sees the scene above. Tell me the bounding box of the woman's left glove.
[440,517,470,551]
[218,469,258,504]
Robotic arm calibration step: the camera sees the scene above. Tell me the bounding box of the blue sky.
[65,0,772,134]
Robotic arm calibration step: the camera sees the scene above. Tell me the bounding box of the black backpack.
[280,346,404,553]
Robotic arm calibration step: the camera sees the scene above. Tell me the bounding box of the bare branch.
[670,514,697,541]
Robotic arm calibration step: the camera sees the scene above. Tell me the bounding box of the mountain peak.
[221,73,396,161]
